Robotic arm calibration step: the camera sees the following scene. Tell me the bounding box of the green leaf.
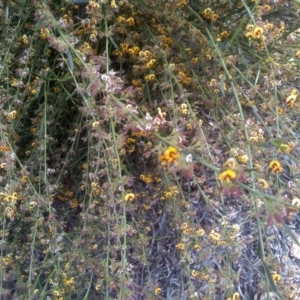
[220,74,226,97]
[66,48,74,72]
[270,139,284,148]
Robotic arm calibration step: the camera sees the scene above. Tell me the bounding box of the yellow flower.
[258,178,269,189]
[157,107,166,118]
[6,193,18,202]
[126,17,135,26]
[20,34,29,44]
[143,204,151,211]
[175,243,185,251]
[237,155,249,164]
[181,222,188,230]
[218,169,236,183]
[181,103,187,112]
[124,193,136,202]
[196,228,205,236]
[8,110,17,120]
[246,24,255,32]
[291,88,298,96]
[263,4,271,12]
[232,292,240,300]
[159,146,180,164]
[63,277,74,286]
[211,13,218,21]
[92,121,99,128]
[5,206,16,219]
[278,143,291,153]
[206,54,212,61]
[128,46,140,57]
[272,272,281,283]
[223,158,236,169]
[182,228,193,234]
[253,27,264,38]
[177,0,187,7]
[245,32,255,40]
[194,244,201,251]
[154,287,161,295]
[208,230,222,245]
[145,74,155,81]
[40,28,50,39]
[165,146,179,161]
[265,23,274,30]
[253,160,261,171]
[269,160,283,174]
[29,201,37,212]
[111,0,117,9]
[286,94,297,107]
[140,174,152,184]
[202,8,212,18]
[117,16,126,23]
[146,59,156,68]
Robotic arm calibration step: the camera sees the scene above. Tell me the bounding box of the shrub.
[1,0,300,299]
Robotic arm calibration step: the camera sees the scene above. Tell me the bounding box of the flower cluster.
[202,8,218,21]
[245,25,264,41]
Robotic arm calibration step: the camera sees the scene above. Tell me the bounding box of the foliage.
[0,0,300,299]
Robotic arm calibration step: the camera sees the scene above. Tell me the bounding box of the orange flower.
[159,146,180,164]
[269,160,283,174]
[218,169,236,183]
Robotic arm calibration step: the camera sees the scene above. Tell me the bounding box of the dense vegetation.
[1,0,300,299]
